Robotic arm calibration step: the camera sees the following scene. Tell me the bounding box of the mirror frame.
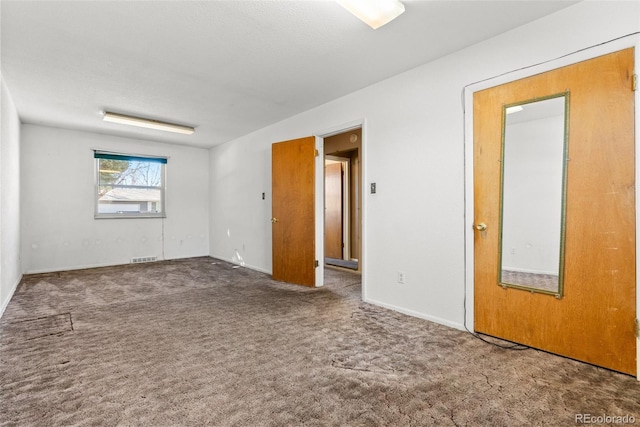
[497,92,570,298]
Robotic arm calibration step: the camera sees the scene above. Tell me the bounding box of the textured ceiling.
[1,1,577,148]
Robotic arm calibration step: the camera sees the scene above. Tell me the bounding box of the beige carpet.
[0,257,638,426]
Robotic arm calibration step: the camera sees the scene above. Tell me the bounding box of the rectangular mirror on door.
[499,93,569,297]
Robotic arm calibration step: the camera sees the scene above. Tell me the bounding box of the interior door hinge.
[314,149,319,157]
[315,260,319,268]
[633,74,637,91]
[635,319,639,338]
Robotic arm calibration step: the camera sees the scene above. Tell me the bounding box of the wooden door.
[325,162,343,259]
[474,49,636,375]
[272,136,316,287]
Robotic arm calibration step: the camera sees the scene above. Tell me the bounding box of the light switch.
[370,183,376,194]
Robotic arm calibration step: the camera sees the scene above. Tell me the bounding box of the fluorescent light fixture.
[337,0,405,29]
[506,106,524,115]
[103,112,195,135]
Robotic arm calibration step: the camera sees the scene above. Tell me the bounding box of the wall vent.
[131,256,158,264]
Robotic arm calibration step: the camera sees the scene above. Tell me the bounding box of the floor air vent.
[131,256,158,264]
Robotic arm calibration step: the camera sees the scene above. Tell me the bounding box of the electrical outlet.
[397,271,405,284]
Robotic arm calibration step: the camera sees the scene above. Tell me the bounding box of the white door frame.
[314,119,366,296]
[463,34,640,379]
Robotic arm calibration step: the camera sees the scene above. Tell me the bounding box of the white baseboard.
[209,254,271,275]
[363,297,465,332]
[0,274,23,320]
[23,254,267,277]
[23,254,211,275]
[25,261,131,275]
[164,254,210,262]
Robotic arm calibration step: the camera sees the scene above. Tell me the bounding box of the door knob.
[475,223,487,231]
[271,217,279,224]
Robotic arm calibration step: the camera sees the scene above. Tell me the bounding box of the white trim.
[209,255,272,275]
[315,118,366,292]
[464,33,640,380]
[463,70,476,334]
[0,274,23,320]
[315,136,325,287]
[464,35,640,95]
[22,254,211,275]
[24,262,133,275]
[315,120,363,139]
[164,254,213,262]
[360,120,367,300]
[364,297,465,331]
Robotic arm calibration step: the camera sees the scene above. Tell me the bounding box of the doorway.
[324,129,362,273]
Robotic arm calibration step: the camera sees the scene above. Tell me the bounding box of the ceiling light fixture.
[337,0,405,29]
[102,112,195,135]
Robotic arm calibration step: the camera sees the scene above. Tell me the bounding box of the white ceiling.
[1,0,578,148]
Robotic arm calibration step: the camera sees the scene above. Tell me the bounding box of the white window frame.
[94,151,167,219]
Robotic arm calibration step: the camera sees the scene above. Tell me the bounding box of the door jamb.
[315,119,366,297]
[463,34,640,380]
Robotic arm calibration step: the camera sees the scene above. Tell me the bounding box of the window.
[94,151,166,218]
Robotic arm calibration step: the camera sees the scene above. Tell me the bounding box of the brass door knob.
[475,223,487,231]
[271,217,279,224]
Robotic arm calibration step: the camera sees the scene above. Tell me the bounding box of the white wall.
[209,1,640,329]
[21,125,209,273]
[1,76,22,316]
